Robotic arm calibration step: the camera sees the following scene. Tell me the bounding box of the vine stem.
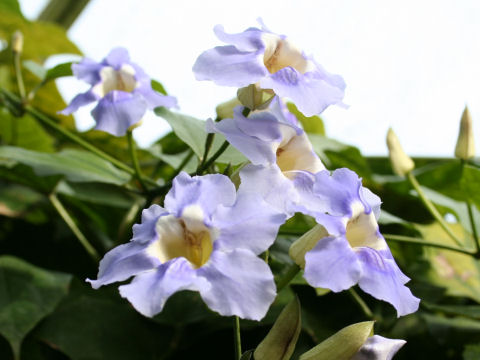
[348,288,373,319]
[127,129,147,191]
[276,263,301,292]
[196,140,230,175]
[384,234,475,256]
[49,193,100,262]
[0,88,157,187]
[407,171,463,247]
[233,316,242,360]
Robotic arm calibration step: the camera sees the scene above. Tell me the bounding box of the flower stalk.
[127,129,148,191]
[233,316,242,360]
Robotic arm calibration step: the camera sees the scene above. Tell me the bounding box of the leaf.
[461,165,480,211]
[240,350,254,360]
[151,79,167,95]
[154,108,246,165]
[0,256,71,359]
[299,321,374,360]
[0,183,43,217]
[423,302,480,320]
[254,297,301,360]
[0,0,22,17]
[287,102,325,135]
[464,344,480,360]
[147,145,198,173]
[44,62,73,82]
[0,146,131,185]
[22,60,46,79]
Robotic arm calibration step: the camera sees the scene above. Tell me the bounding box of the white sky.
[20,0,480,156]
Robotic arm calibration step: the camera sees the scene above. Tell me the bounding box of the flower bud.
[454,106,475,160]
[215,97,241,120]
[289,224,329,268]
[386,128,414,176]
[237,84,273,111]
[11,31,23,54]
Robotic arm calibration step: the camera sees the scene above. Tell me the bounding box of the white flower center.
[147,205,215,268]
[262,33,311,74]
[345,202,386,250]
[92,64,138,98]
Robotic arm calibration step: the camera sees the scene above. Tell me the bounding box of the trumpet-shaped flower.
[352,335,406,360]
[87,172,285,320]
[207,97,325,215]
[193,21,346,116]
[61,47,177,136]
[289,168,420,317]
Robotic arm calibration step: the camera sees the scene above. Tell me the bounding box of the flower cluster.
[72,21,419,327]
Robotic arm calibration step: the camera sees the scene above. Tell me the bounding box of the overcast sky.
[21,0,480,156]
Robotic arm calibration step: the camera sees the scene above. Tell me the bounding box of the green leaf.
[44,62,73,82]
[151,79,167,95]
[461,164,480,211]
[22,60,46,79]
[464,344,480,360]
[0,0,22,17]
[0,256,71,359]
[147,145,198,173]
[287,102,325,135]
[0,146,131,185]
[154,108,246,165]
[423,302,480,320]
[0,183,42,217]
[299,321,374,360]
[240,350,254,360]
[254,297,301,360]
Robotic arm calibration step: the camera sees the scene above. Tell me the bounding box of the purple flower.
[289,168,420,317]
[207,97,325,215]
[61,47,177,136]
[193,20,346,116]
[352,335,406,360]
[87,172,285,320]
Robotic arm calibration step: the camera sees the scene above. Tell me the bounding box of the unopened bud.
[215,97,241,120]
[237,84,273,111]
[454,106,475,160]
[11,31,23,54]
[386,128,414,176]
[289,224,329,268]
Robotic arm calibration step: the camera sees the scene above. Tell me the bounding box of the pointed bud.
[455,106,475,160]
[289,225,329,268]
[11,31,23,54]
[386,128,414,176]
[237,84,274,111]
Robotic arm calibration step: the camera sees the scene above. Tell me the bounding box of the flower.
[207,97,325,215]
[87,172,285,320]
[60,47,177,136]
[289,168,420,316]
[352,335,406,360]
[193,20,346,116]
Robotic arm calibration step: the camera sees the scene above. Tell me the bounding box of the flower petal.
[104,47,131,69]
[352,335,406,360]
[118,257,208,317]
[164,172,236,220]
[213,24,264,52]
[356,247,420,317]
[197,248,276,320]
[86,240,159,289]
[213,191,286,255]
[72,58,102,85]
[91,91,148,136]
[60,90,98,115]
[303,235,362,292]
[259,66,345,116]
[193,45,267,87]
[131,204,168,244]
[136,86,178,110]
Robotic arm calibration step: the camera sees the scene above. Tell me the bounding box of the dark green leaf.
[240,349,254,360]
[464,344,480,360]
[44,62,73,82]
[0,256,71,358]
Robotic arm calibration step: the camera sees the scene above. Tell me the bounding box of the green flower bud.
[455,106,475,160]
[386,128,414,176]
[289,225,329,268]
[11,30,23,54]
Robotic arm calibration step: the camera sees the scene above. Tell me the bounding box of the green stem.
[461,160,480,253]
[196,140,230,175]
[13,50,26,100]
[49,193,100,262]
[0,88,157,186]
[197,132,215,173]
[384,234,475,256]
[127,130,147,191]
[233,316,242,360]
[407,171,463,247]
[348,288,373,319]
[170,149,194,180]
[276,263,301,292]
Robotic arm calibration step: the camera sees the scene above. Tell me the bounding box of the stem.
[196,140,230,175]
[348,288,373,319]
[49,193,100,262]
[233,316,242,360]
[384,234,476,256]
[196,133,215,173]
[13,50,26,100]
[461,160,480,253]
[0,88,157,186]
[127,130,147,191]
[170,149,194,180]
[407,171,463,247]
[276,263,301,292]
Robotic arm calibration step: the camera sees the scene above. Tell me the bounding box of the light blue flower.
[290,168,420,317]
[61,47,177,136]
[352,335,406,360]
[87,172,285,320]
[193,20,346,116]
